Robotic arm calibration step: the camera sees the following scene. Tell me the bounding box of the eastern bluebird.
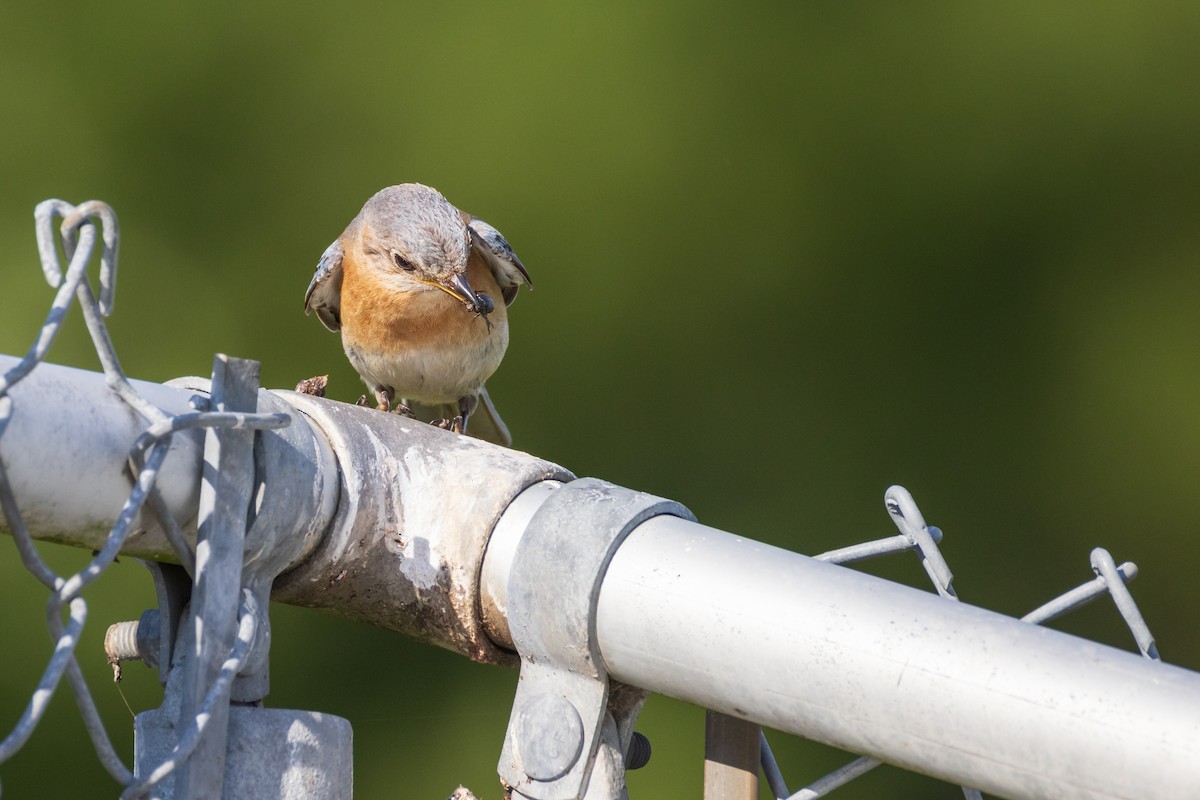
[303,183,531,446]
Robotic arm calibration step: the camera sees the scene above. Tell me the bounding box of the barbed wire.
[0,200,287,796]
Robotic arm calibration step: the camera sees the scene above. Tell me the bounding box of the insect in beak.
[438,273,495,330]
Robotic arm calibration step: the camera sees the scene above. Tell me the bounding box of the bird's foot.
[373,386,396,412]
[393,403,415,418]
[355,395,370,407]
[430,415,465,433]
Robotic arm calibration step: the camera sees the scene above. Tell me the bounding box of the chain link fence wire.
[0,200,287,797]
[756,485,1160,800]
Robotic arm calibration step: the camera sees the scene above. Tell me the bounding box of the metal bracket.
[129,355,344,799]
[163,370,337,702]
[499,478,694,800]
[143,561,192,683]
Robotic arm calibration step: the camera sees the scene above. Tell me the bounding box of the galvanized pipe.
[590,513,1200,800]
[0,355,570,666]
[270,390,571,665]
[0,354,204,555]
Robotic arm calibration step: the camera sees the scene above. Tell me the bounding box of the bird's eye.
[392,253,416,271]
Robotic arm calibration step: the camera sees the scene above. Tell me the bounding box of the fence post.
[702,712,760,800]
[128,357,353,799]
[173,355,259,797]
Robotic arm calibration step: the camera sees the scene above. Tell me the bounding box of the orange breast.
[339,248,507,354]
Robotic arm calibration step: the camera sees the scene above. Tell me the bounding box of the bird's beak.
[430,272,483,309]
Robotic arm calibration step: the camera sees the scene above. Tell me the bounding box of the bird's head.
[357,183,491,314]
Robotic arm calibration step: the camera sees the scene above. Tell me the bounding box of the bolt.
[515,694,585,782]
[625,731,652,770]
[103,609,162,681]
[103,620,140,682]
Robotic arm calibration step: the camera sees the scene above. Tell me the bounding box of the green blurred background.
[2,2,1199,797]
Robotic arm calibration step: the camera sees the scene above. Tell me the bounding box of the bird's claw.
[430,415,465,433]
[373,386,396,412]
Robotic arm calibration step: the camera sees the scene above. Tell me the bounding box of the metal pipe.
[0,354,572,665]
[0,354,204,556]
[265,391,571,665]
[0,355,338,574]
[592,514,1200,800]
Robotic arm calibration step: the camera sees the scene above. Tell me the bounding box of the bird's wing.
[464,215,531,307]
[304,239,345,332]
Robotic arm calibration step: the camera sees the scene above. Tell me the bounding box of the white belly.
[344,326,509,403]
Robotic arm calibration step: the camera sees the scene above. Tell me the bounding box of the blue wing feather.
[466,218,531,306]
[304,239,344,332]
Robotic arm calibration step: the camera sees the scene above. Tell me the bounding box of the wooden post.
[703,710,760,800]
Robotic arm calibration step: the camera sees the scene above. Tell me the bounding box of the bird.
[303,183,531,446]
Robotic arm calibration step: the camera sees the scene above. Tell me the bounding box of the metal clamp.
[499,478,693,800]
